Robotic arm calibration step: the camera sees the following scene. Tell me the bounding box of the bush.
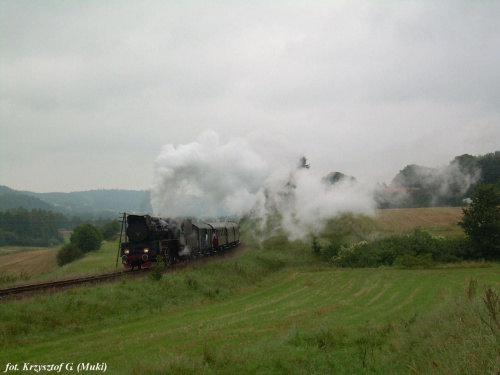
[394,253,434,268]
[322,236,342,262]
[331,229,474,268]
[56,243,84,266]
[149,255,165,281]
[70,223,103,253]
[101,220,120,241]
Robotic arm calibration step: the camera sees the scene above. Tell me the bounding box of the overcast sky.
[1,1,499,193]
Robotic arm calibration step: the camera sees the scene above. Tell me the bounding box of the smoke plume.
[150,130,375,239]
[387,159,481,207]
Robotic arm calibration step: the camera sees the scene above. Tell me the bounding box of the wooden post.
[115,213,126,268]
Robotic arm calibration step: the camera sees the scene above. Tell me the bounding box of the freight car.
[119,214,240,270]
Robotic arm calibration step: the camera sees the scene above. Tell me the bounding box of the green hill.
[0,186,152,218]
[0,193,54,211]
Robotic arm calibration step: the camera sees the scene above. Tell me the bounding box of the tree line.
[0,208,64,247]
[0,207,121,247]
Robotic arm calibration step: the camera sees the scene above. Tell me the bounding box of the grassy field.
[0,242,119,286]
[1,207,499,374]
[0,247,59,279]
[374,207,463,235]
[319,207,464,245]
[1,252,499,374]
[1,226,500,373]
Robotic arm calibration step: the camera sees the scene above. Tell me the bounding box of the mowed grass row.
[1,252,499,374]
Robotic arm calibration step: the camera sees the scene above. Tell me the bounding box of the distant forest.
[0,208,122,247]
[0,208,64,247]
[0,188,151,247]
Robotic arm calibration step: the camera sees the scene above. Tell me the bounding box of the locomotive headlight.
[143,248,149,254]
[124,249,130,255]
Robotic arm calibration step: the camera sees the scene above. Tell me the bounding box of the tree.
[311,235,322,255]
[70,223,103,253]
[322,171,357,185]
[459,184,500,260]
[101,219,120,241]
[56,243,84,266]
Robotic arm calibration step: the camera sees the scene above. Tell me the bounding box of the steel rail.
[0,270,139,298]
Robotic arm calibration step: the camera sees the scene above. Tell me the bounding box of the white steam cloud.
[150,130,376,239]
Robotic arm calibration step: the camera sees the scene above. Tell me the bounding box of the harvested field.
[0,247,59,278]
[375,207,463,232]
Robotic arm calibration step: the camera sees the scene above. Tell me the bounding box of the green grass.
[38,241,120,278]
[1,209,498,374]
[1,235,499,374]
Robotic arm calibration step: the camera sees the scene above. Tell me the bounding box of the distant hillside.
[391,151,500,192]
[0,186,17,195]
[0,186,152,218]
[0,193,54,211]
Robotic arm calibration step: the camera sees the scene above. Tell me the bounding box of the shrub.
[70,223,103,253]
[331,229,474,268]
[56,243,84,266]
[322,235,343,262]
[149,255,164,281]
[101,220,120,241]
[394,253,434,268]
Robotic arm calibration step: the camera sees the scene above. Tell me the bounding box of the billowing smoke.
[150,130,376,240]
[386,158,481,207]
[150,131,270,218]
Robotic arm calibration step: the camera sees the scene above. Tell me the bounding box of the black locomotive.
[119,214,240,270]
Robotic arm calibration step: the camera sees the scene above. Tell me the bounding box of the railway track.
[0,243,243,300]
[0,270,144,299]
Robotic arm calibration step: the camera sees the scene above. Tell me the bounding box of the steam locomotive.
[120,214,240,270]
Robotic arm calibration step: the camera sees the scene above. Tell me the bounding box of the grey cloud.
[1,1,499,192]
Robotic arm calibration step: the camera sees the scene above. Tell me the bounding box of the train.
[119,214,240,270]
